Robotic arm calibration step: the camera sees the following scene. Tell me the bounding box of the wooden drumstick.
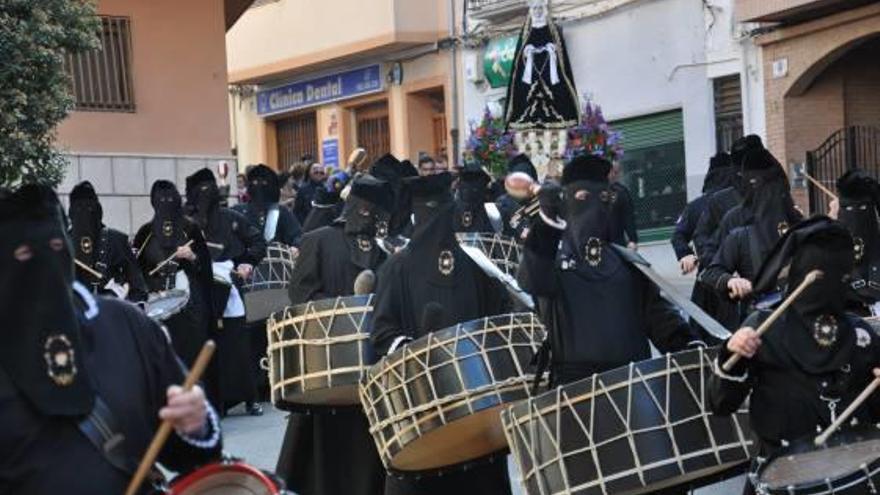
[124,340,216,495]
[802,172,839,202]
[815,376,880,446]
[74,259,102,279]
[148,240,194,276]
[723,270,823,372]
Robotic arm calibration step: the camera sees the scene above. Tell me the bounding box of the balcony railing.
[468,0,528,20]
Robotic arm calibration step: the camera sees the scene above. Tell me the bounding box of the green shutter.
[613,110,684,149]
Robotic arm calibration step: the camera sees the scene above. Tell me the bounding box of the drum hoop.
[274,365,369,389]
[268,304,374,329]
[170,462,276,493]
[268,332,369,349]
[503,349,754,494]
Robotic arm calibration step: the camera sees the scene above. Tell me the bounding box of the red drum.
[168,462,282,494]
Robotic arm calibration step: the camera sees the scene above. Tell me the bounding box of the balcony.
[736,0,876,24]
[227,0,447,84]
[468,0,528,21]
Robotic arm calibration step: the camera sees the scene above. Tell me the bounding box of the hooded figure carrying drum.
[517,153,702,387]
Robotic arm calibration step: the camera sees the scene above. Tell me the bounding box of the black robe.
[710,310,880,454]
[201,208,265,409]
[0,290,221,495]
[234,202,303,247]
[518,220,699,385]
[301,202,343,233]
[495,193,529,240]
[700,225,762,329]
[453,201,495,233]
[134,221,212,363]
[277,223,387,495]
[370,244,512,495]
[293,180,323,224]
[693,186,743,264]
[74,226,149,302]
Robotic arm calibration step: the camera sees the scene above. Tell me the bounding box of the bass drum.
[455,233,523,277]
[242,242,297,323]
[502,347,756,495]
[168,462,286,494]
[360,312,545,472]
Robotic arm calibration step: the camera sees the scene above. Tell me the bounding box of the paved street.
[222,243,745,494]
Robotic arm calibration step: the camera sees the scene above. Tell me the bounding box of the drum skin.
[267,294,375,409]
[502,347,756,495]
[145,289,190,322]
[360,312,545,472]
[169,462,279,494]
[754,426,880,495]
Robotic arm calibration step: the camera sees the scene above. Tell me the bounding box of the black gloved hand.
[538,183,563,223]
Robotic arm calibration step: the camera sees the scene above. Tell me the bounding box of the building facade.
[227,0,459,172]
[56,0,249,234]
[736,0,880,213]
[461,0,763,241]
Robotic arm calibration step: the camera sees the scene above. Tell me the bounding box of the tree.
[0,0,99,187]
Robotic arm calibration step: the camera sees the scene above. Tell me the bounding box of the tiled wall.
[58,153,237,236]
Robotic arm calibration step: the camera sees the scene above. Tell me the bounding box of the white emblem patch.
[856,327,872,348]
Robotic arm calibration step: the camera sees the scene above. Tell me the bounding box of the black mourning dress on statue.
[709,218,880,495]
[276,176,394,495]
[371,173,512,495]
[504,14,579,131]
[68,181,148,302]
[0,185,221,495]
[186,169,266,412]
[518,155,699,386]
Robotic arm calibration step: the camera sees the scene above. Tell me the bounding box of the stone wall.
[58,153,236,236]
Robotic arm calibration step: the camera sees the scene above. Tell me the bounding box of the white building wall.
[460,0,765,203]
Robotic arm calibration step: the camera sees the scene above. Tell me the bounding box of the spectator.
[418,155,443,176]
[292,162,327,223]
[236,173,250,203]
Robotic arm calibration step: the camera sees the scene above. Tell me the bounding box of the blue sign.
[257,65,383,116]
[322,139,339,168]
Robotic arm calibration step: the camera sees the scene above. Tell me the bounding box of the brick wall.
[58,154,236,236]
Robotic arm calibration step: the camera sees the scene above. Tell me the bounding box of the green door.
[612,110,687,242]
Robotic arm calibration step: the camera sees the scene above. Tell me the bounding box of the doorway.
[354,101,390,164]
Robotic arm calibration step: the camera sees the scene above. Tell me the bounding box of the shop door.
[612,110,687,242]
[356,102,390,164]
[433,113,448,160]
[276,112,318,170]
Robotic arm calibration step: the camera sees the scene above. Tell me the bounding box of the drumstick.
[815,376,880,446]
[148,240,194,276]
[124,340,216,495]
[723,270,823,372]
[74,259,102,279]
[802,172,839,202]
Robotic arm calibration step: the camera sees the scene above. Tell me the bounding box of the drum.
[502,347,755,495]
[456,233,523,277]
[360,312,545,472]
[145,290,190,322]
[242,243,297,323]
[168,461,282,494]
[753,426,880,495]
[267,294,375,409]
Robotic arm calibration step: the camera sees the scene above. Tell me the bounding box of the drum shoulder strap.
[76,395,136,475]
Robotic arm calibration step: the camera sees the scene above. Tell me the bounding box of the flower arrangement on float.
[564,98,623,162]
[463,106,517,178]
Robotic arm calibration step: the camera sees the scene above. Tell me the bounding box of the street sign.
[256,65,383,116]
[483,36,517,89]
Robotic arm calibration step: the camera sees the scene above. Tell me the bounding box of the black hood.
[703,152,735,193]
[406,173,461,285]
[342,175,393,238]
[68,181,103,266]
[185,168,220,230]
[752,217,855,373]
[0,184,94,417]
[370,153,417,237]
[151,180,186,250]
[837,169,880,273]
[741,152,798,257]
[507,154,538,181]
[246,164,280,205]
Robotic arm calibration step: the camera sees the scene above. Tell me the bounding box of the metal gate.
[806,126,880,214]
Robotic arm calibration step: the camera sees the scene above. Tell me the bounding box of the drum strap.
[76,395,136,475]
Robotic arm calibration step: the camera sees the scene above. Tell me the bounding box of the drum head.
[170,463,278,495]
[145,290,189,322]
[759,427,880,491]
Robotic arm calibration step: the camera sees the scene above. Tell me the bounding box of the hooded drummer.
[0,185,221,494]
[834,169,880,316]
[709,217,880,495]
[517,153,701,386]
[275,174,394,495]
[234,164,302,247]
[68,181,148,302]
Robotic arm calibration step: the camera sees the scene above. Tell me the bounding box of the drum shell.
[267,294,375,409]
[242,243,297,323]
[145,289,190,322]
[502,347,755,495]
[455,233,522,277]
[360,312,545,472]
